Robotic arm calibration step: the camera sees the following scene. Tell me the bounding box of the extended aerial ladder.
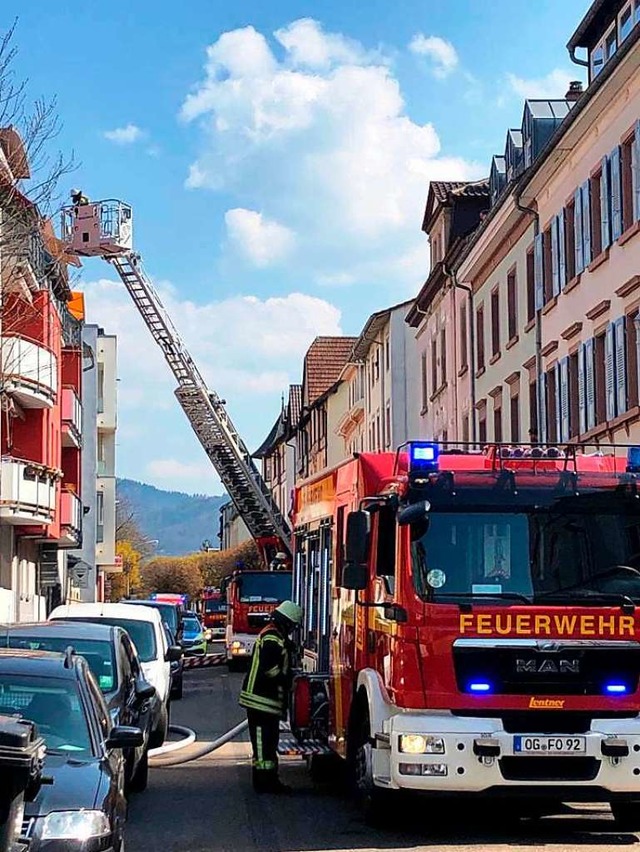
[61,199,291,562]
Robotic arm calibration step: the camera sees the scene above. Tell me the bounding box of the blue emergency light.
[410,442,440,473]
[627,447,640,473]
[468,682,492,693]
[605,683,628,695]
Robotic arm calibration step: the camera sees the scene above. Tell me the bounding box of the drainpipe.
[568,47,589,68]
[443,265,476,444]
[514,193,541,440]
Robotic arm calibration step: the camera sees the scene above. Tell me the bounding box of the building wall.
[219,501,252,550]
[326,381,350,468]
[389,306,421,446]
[96,333,117,572]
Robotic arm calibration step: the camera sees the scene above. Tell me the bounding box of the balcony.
[0,458,57,526]
[1,336,57,409]
[61,387,82,448]
[59,489,82,547]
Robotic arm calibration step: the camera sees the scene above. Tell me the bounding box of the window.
[569,352,580,438]
[491,288,500,356]
[606,25,618,60]
[546,368,557,442]
[431,337,438,393]
[459,302,468,369]
[97,363,105,414]
[591,42,605,78]
[96,491,104,544]
[476,305,485,371]
[462,414,469,443]
[526,246,535,322]
[440,327,447,385]
[420,352,428,411]
[507,269,517,340]
[565,199,576,282]
[478,409,487,444]
[590,169,603,258]
[529,379,538,436]
[620,3,633,41]
[510,395,520,443]
[595,332,607,425]
[542,226,553,303]
[493,403,502,443]
[622,135,634,233]
[626,311,639,409]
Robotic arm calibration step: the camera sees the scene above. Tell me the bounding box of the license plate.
[514,735,586,754]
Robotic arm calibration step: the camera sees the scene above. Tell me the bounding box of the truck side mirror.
[384,603,408,623]
[345,510,369,564]
[341,562,367,590]
[397,501,431,527]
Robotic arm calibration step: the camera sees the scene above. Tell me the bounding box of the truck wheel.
[352,708,395,826]
[611,800,640,829]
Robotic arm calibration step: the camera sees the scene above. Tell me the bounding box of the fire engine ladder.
[107,252,291,552]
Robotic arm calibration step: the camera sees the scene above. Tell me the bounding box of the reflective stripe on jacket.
[239,624,290,716]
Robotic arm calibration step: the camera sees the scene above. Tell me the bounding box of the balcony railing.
[61,387,82,448]
[59,489,82,547]
[0,457,57,525]
[1,335,57,409]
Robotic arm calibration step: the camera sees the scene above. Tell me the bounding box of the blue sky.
[4,1,589,495]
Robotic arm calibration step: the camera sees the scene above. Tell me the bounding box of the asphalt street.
[125,653,640,852]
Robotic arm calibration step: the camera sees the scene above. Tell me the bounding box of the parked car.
[0,620,155,792]
[163,623,183,700]
[0,647,142,851]
[180,614,207,657]
[49,603,182,748]
[121,599,184,642]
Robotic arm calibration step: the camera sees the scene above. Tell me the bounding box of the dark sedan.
[0,647,142,851]
[0,621,155,792]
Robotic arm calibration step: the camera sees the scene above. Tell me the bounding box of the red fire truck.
[289,442,640,826]
[201,588,227,639]
[221,568,292,669]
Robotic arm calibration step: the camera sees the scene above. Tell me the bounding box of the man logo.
[516,658,580,674]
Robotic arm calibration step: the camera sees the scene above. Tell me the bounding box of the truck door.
[369,504,397,687]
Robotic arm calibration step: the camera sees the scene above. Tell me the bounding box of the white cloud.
[409,34,459,79]
[180,21,480,289]
[225,208,295,267]
[82,275,342,492]
[506,69,573,100]
[103,124,144,145]
[146,459,214,486]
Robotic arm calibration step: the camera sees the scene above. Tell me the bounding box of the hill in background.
[116,479,226,556]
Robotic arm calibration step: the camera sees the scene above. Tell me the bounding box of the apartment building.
[406,182,490,442]
[338,301,420,453]
[0,127,84,620]
[218,500,252,550]
[69,325,119,602]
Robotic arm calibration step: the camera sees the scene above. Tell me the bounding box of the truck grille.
[500,756,600,782]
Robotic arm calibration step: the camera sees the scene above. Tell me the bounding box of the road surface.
[126,657,640,852]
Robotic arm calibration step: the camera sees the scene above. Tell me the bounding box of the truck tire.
[350,704,396,827]
[611,800,640,829]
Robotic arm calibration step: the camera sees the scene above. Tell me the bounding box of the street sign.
[70,563,90,589]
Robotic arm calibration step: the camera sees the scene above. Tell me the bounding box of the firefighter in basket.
[239,600,303,794]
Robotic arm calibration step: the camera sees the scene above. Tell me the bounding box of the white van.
[49,602,182,746]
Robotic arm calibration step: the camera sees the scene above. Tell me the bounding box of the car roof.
[0,621,122,642]
[49,602,163,625]
[0,647,81,678]
[125,599,178,608]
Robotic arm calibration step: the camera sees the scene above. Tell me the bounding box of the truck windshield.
[238,573,291,603]
[411,495,640,604]
[204,600,226,613]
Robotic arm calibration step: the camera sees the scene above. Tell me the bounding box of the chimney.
[565,80,583,102]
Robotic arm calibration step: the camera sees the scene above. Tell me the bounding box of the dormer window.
[591,42,605,77]
[606,24,618,57]
[620,3,633,40]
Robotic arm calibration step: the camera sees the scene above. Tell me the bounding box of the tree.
[109,496,153,602]
[140,557,203,600]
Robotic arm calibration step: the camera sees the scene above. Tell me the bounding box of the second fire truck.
[289,441,640,827]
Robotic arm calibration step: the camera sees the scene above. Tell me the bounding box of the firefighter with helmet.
[239,600,302,793]
[270,551,288,571]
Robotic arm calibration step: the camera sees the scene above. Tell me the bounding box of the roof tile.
[304,337,357,405]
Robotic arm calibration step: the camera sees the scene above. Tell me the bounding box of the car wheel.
[171,677,183,701]
[128,749,149,793]
[149,704,168,748]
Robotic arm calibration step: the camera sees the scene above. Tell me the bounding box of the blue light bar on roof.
[627,447,640,473]
[410,442,439,473]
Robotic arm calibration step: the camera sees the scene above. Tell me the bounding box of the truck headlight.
[41,810,110,840]
[399,734,445,754]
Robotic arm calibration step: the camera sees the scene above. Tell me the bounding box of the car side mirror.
[345,510,369,564]
[341,562,367,591]
[165,645,183,663]
[135,679,156,702]
[384,603,408,623]
[106,726,144,750]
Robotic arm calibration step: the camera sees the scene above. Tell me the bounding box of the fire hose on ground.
[148,720,249,767]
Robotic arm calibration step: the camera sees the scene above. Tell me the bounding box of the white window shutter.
[560,357,570,442]
[574,188,584,273]
[615,315,627,415]
[605,322,616,420]
[551,216,560,296]
[578,343,586,435]
[585,338,596,430]
[554,363,562,442]
[600,155,611,250]
[581,180,591,266]
[534,232,544,310]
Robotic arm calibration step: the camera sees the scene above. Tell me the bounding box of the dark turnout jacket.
[239,623,292,716]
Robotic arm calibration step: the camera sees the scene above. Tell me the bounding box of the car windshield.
[151,604,178,635]
[183,618,201,634]
[238,573,291,603]
[204,600,226,614]
[410,494,640,604]
[59,618,157,663]
[0,675,92,755]
[3,637,116,693]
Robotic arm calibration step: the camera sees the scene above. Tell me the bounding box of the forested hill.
[116,479,226,556]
